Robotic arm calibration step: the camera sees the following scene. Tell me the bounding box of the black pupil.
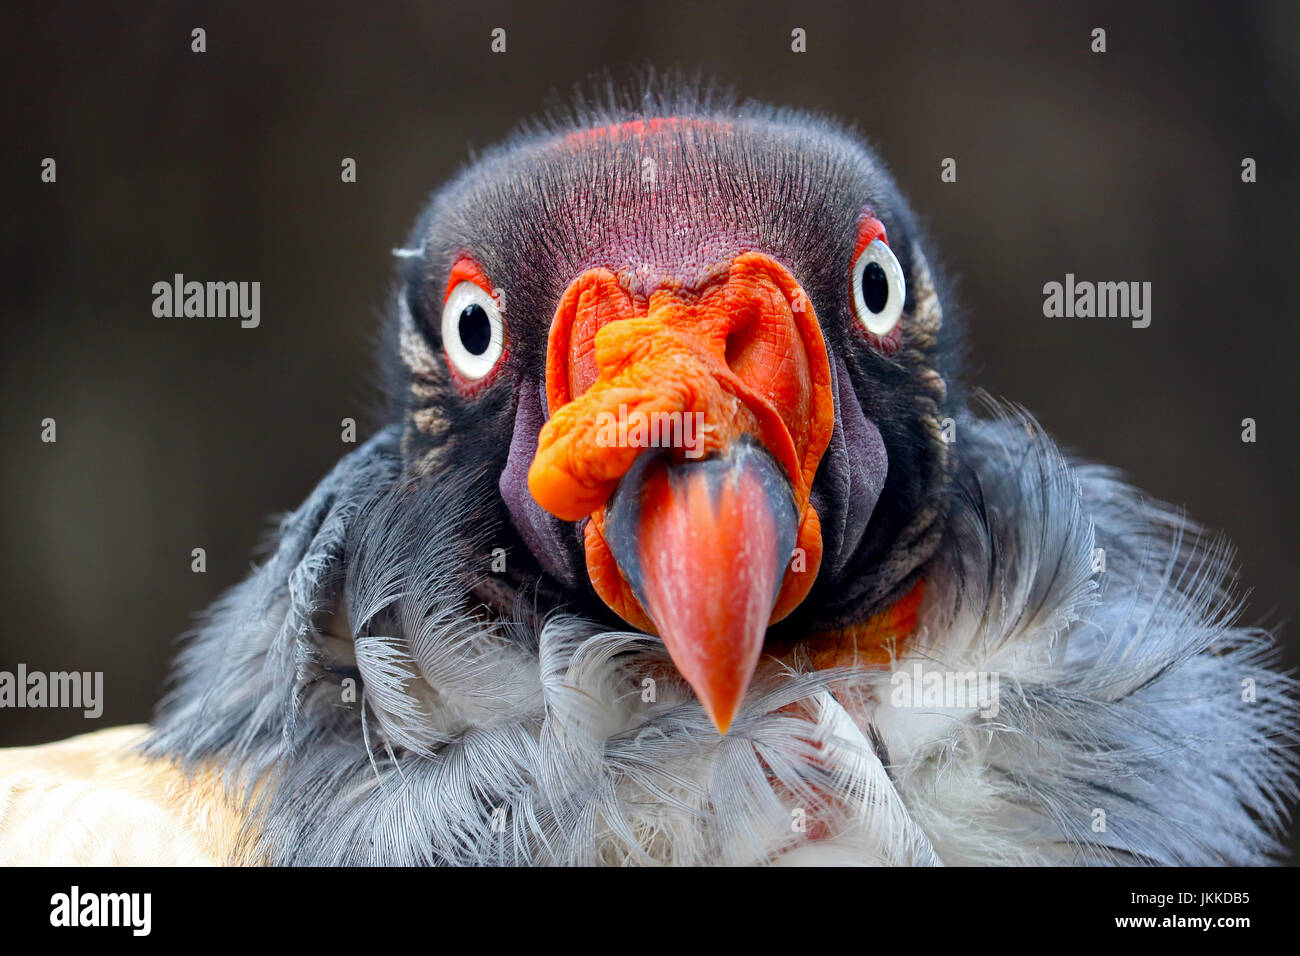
[861,262,890,313]
[458,304,492,356]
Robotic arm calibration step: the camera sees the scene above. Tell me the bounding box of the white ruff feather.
[149,412,1299,865]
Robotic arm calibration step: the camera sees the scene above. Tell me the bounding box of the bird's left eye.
[851,239,906,337]
[442,280,505,382]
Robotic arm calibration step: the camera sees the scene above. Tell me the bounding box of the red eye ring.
[442,256,498,305]
[442,255,508,394]
[851,212,889,261]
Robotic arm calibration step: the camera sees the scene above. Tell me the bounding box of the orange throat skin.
[784,578,927,671]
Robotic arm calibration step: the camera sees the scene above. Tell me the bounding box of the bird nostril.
[724,307,762,372]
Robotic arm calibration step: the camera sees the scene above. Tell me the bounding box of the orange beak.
[527,253,835,732]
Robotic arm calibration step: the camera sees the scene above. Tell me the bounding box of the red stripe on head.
[559,116,733,148]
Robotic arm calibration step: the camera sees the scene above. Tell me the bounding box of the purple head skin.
[814,356,889,582]
[499,377,586,589]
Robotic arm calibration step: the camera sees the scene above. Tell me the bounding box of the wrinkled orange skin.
[528,253,835,633]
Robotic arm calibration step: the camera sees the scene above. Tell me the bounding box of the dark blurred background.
[2,1,1297,849]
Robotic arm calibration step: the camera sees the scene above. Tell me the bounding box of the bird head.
[390,101,957,734]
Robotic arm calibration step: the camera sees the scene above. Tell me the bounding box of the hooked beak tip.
[703,697,739,736]
[605,442,798,732]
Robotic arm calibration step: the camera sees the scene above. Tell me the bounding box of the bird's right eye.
[851,239,905,338]
[848,213,906,348]
[441,272,506,385]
